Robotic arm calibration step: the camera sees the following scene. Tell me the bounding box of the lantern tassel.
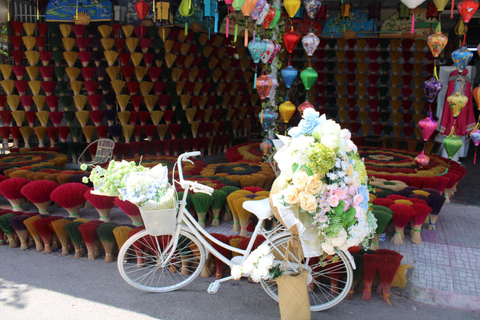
[153,0,155,13]
[463,33,466,47]
[475,147,477,165]
[451,0,455,19]
[245,23,248,47]
[226,18,229,38]
[215,10,219,33]
[7,1,10,21]
[434,60,438,80]
[253,70,257,90]
[185,22,188,36]
[438,160,450,176]
[411,11,415,34]
[234,23,238,42]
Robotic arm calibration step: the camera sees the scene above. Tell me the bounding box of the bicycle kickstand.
[207,276,233,294]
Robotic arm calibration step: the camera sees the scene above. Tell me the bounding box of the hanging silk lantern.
[433,0,449,13]
[259,108,277,132]
[284,0,301,18]
[458,0,479,24]
[303,0,322,20]
[256,2,270,25]
[439,134,463,175]
[251,0,266,21]
[135,0,150,20]
[300,67,318,91]
[418,116,437,141]
[415,150,430,168]
[281,66,298,89]
[297,101,315,116]
[268,43,281,63]
[266,75,278,99]
[451,47,473,74]
[260,139,272,156]
[423,77,443,103]
[232,0,246,11]
[302,33,320,57]
[400,0,426,34]
[262,5,277,29]
[279,101,296,124]
[179,0,194,35]
[471,129,480,163]
[256,74,273,100]
[261,40,275,64]
[283,29,300,54]
[242,0,258,16]
[427,23,448,79]
[447,91,468,119]
[248,37,266,88]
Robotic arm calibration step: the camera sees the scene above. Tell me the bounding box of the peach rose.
[328,195,340,207]
[283,186,300,205]
[346,164,355,176]
[305,175,324,195]
[292,170,309,190]
[333,188,347,199]
[299,192,318,213]
[353,194,363,206]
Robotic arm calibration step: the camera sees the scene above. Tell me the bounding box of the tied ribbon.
[132,221,143,226]
[413,228,422,233]
[198,219,205,222]
[371,242,379,245]
[395,232,403,235]
[383,293,392,306]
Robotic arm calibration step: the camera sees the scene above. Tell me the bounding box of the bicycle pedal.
[207,281,220,294]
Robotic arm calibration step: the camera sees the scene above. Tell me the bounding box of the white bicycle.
[117,152,355,311]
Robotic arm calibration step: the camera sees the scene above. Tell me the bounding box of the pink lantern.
[418,116,437,141]
[297,101,315,116]
[415,150,430,168]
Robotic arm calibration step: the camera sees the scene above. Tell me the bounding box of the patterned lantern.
[427,23,448,79]
[303,0,322,20]
[259,108,277,132]
[458,0,479,24]
[447,91,468,120]
[471,129,480,164]
[415,150,430,168]
[418,116,437,141]
[256,74,273,100]
[266,75,278,99]
[297,101,315,116]
[302,33,320,57]
[451,47,473,74]
[423,77,443,104]
[440,134,463,174]
[261,40,275,64]
[248,37,267,88]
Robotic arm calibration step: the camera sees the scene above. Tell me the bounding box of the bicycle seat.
[243,198,272,220]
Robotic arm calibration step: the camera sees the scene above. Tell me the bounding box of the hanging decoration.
[204,0,219,39]
[415,150,430,168]
[281,65,298,100]
[439,134,463,175]
[248,37,266,89]
[279,101,296,133]
[300,67,318,99]
[241,0,258,46]
[457,0,480,46]
[297,101,315,116]
[427,23,448,79]
[471,129,480,164]
[423,77,443,114]
[451,46,474,74]
[400,0,426,34]
[283,29,300,64]
[302,32,320,58]
[256,74,273,100]
[303,0,322,21]
[179,0,194,35]
[284,0,302,18]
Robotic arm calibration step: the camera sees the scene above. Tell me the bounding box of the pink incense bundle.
[153,81,166,95]
[0,177,30,211]
[39,66,54,81]
[144,124,156,141]
[0,127,9,144]
[84,189,115,222]
[96,125,108,139]
[15,80,28,96]
[39,51,52,66]
[78,221,103,260]
[129,227,146,267]
[113,197,143,226]
[20,180,59,214]
[138,111,150,126]
[81,67,95,81]
[90,110,104,126]
[153,140,164,155]
[78,52,92,68]
[121,66,135,81]
[49,111,63,127]
[131,142,141,156]
[129,111,138,125]
[389,204,417,245]
[87,94,102,111]
[373,198,395,207]
[114,39,125,52]
[40,81,56,96]
[75,37,90,52]
[71,25,85,37]
[58,126,70,142]
[210,233,231,279]
[134,125,143,142]
[33,217,58,253]
[158,95,172,111]
[45,95,59,111]
[127,95,141,112]
[20,95,33,111]
[83,80,98,95]
[410,203,432,245]
[164,110,174,124]
[46,127,58,146]
[11,50,24,66]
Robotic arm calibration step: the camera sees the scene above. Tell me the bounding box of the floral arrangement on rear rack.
[272,109,376,255]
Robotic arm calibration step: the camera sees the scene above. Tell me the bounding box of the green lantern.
[439,134,463,175]
[300,67,318,91]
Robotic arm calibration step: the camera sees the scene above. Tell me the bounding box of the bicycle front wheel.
[261,236,353,312]
[117,229,206,292]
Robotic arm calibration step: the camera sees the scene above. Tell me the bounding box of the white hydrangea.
[231,265,243,280]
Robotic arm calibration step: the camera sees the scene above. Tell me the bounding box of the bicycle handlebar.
[176,152,214,195]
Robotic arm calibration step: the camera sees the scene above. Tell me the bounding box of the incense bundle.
[9,215,30,249]
[1,79,15,95]
[138,111,149,126]
[211,190,227,226]
[157,124,168,140]
[24,215,43,251]
[65,221,85,258]
[370,206,393,251]
[150,111,163,126]
[122,124,134,143]
[7,95,21,111]
[210,233,231,279]
[26,66,39,81]
[376,250,403,305]
[143,95,158,112]
[12,110,25,127]
[46,126,58,146]
[130,52,143,67]
[79,221,102,260]
[89,110,104,127]
[25,51,40,66]
[111,79,126,95]
[135,66,148,82]
[117,111,131,126]
[0,212,19,247]
[113,225,132,250]
[66,67,80,81]
[389,204,417,245]
[36,110,49,127]
[84,189,115,222]
[12,65,25,80]
[106,66,121,80]
[45,95,59,111]
[21,180,59,214]
[50,182,90,218]
[425,193,446,231]
[10,126,20,147]
[87,95,102,111]
[96,222,119,263]
[104,51,119,67]
[33,217,58,253]
[113,197,143,226]
[0,177,30,211]
[101,37,114,51]
[70,126,82,142]
[75,110,90,127]
[362,253,379,301]
[410,203,432,245]
[144,124,156,141]
[83,81,98,95]
[82,126,96,143]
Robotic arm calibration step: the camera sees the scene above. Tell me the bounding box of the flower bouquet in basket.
[271,109,377,256]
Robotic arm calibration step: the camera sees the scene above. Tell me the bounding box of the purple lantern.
[471,129,480,164]
[423,77,443,104]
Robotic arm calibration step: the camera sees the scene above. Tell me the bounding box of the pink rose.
[343,201,350,211]
[333,188,347,199]
[353,194,363,206]
[328,195,340,207]
[354,207,362,218]
[347,186,357,196]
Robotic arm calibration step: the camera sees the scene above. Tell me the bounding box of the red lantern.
[135,0,150,20]
[458,0,479,24]
[283,30,300,54]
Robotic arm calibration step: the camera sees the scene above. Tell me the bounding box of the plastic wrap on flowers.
[270,109,377,257]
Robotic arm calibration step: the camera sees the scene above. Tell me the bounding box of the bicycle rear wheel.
[261,236,353,311]
[117,229,206,292]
